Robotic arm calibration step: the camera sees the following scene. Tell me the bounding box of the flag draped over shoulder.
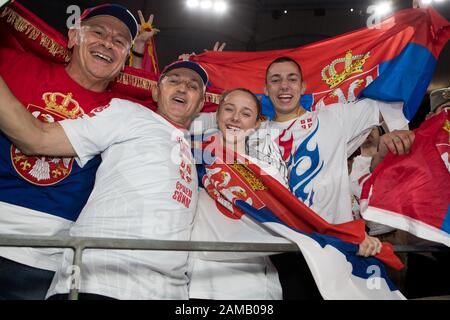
[196,140,405,299]
[192,7,450,120]
[0,1,70,64]
[360,111,450,247]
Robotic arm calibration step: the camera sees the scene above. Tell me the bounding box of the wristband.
[131,50,144,58]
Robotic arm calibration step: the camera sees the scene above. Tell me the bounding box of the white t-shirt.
[188,132,287,300]
[261,99,406,224]
[349,155,372,200]
[47,99,198,300]
[188,190,285,300]
[349,155,395,236]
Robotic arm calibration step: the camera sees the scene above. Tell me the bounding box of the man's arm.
[0,76,76,157]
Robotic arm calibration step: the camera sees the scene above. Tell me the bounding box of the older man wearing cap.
[427,86,450,118]
[0,4,140,299]
[0,58,208,299]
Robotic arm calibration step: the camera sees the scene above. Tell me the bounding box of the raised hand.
[204,41,226,52]
[133,10,160,54]
[177,41,226,61]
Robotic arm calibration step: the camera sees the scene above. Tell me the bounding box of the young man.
[0,59,208,299]
[0,4,141,299]
[262,56,414,299]
[263,56,413,227]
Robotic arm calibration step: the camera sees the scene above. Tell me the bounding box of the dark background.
[15,0,450,126]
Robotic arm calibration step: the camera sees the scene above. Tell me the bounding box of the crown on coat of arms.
[321,50,370,89]
[42,92,82,118]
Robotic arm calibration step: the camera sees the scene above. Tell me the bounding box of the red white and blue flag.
[360,110,450,247]
[3,3,448,118]
[195,142,405,299]
[2,1,448,294]
[192,7,450,120]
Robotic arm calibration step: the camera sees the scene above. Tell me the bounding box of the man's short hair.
[265,57,304,83]
[159,60,209,88]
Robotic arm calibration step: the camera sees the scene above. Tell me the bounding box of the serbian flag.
[192,7,450,120]
[5,3,447,118]
[360,110,450,247]
[195,139,405,299]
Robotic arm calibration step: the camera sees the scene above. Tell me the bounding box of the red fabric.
[0,2,69,63]
[375,242,404,271]
[247,161,365,244]
[0,1,220,112]
[108,66,157,110]
[192,7,450,95]
[0,48,121,114]
[362,111,450,231]
[2,3,448,115]
[0,20,25,52]
[247,161,403,270]
[0,47,133,186]
[0,2,158,109]
[203,139,403,269]
[142,38,160,76]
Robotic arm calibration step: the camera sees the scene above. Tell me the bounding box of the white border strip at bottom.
[361,204,450,247]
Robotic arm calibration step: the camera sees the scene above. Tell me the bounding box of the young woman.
[188,88,288,300]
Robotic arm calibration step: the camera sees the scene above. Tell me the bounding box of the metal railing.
[0,234,448,300]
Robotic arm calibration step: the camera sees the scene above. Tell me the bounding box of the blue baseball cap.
[161,60,209,87]
[80,4,139,40]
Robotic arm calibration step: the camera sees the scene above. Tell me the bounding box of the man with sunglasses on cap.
[0,4,140,299]
[0,58,208,299]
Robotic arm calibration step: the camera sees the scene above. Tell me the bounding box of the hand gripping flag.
[192,7,450,120]
[195,139,405,299]
[360,110,450,247]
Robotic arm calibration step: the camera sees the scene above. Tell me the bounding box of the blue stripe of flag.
[236,199,397,291]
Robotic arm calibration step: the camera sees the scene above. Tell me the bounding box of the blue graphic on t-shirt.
[289,121,324,207]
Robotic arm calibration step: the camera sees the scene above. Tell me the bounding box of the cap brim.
[162,61,209,86]
[81,4,138,40]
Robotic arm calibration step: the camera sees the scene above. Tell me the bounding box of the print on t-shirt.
[288,120,324,207]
